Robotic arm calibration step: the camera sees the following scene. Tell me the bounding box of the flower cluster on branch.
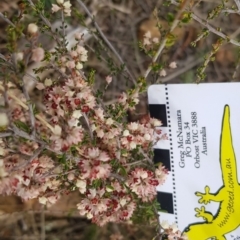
[0,0,191,239]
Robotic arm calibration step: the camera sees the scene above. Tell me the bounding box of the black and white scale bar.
[149,101,177,223]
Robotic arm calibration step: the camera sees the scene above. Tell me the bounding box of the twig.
[144,0,191,79]
[171,0,240,47]
[0,132,12,137]
[75,0,137,85]
[126,159,148,166]
[234,0,240,11]
[0,84,54,132]
[110,173,125,182]
[191,14,240,47]
[222,9,240,14]
[82,113,94,140]
[61,9,66,41]
[0,53,9,62]
[0,12,16,27]
[22,83,36,137]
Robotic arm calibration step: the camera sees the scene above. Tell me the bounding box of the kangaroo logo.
[183,105,240,240]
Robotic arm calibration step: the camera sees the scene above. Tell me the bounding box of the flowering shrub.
[0,0,197,239]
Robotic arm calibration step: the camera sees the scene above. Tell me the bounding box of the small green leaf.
[14,120,30,133]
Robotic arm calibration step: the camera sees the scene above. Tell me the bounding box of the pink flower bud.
[52,4,61,13]
[27,23,38,34]
[66,60,75,69]
[105,75,112,84]
[31,47,45,62]
[169,61,177,69]
[67,173,75,181]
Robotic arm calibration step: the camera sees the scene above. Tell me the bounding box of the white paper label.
[148,83,240,240]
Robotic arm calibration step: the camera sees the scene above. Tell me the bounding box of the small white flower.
[170,223,178,233]
[144,31,151,38]
[44,78,52,86]
[76,62,83,70]
[39,196,48,205]
[52,125,62,136]
[123,130,129,137]
[52,4,61,12]
[68,119,78,128]
[64,9,71,16]
[151,118,162,127]
[144,133,151,141]
[159,69,166,77]
[72,110,82,118]
[77,45,88,55]
[76,179,87,194]
[91,124,97,131]
[0,113,9,127]
[86,212,93,219]
[66,60,75,69]
[105,75,112,84]
[88,148,99,158]
[70,51,78,58]
[96,129,104,138]
[27,23,38,34]
[120,198,127,206]
[106,118,114,125]
[63,1,71,9]
[0,147,5,156]
[75,32,83,40]
[169,61,177,69]
[56,0,64,4]
[80,54,88,62]
[15,52,24,61]
[130,141,137,149]
[106,186,113,192]
[143,38,151,46]
[128,122,139,131]
[152,37,159,43]
[31,47,45,62]
[161,220,170,229]
[67,173,75,181]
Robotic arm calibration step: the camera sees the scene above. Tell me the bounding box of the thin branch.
[191,13,240,47]
[61,10,66,41]
[171,0,240,47]
[75,0,137,85]
[0,132,12,138]
[0,12,16,27]
[22,83,36,137]
[234,0,240,12]
[82,113,94,140]
[144,0,191,79]
[0,53,8,62]
[222,9,240,14]
[0,84,54,132]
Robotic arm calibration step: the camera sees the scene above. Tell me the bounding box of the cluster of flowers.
[52,0,72,16]
[0,153,61,205]
[0,1,187,239]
